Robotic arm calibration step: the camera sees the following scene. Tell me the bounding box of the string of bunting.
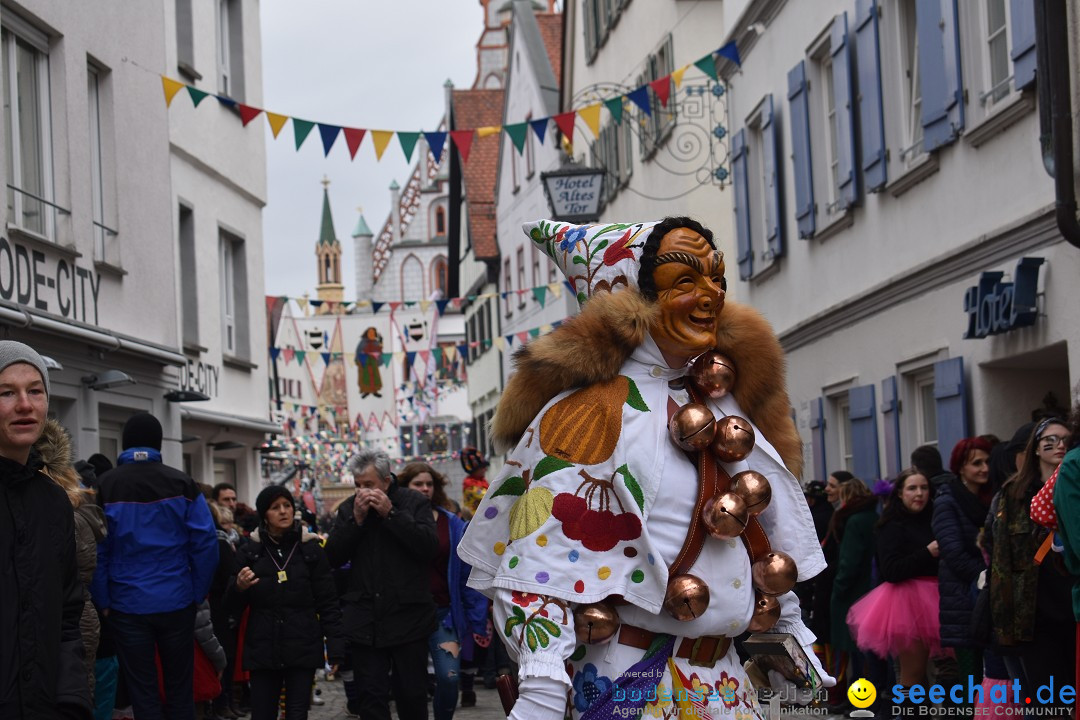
[162,41,740,160]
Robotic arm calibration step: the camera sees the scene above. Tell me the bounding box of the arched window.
[434,206,446,236]
[401,254,424,301]
[323,255,331,283]
[431,256,448,298]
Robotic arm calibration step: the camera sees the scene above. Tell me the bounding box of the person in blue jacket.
[91,412,218,720]
[398,462,489,720]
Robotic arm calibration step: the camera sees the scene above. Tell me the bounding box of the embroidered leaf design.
[616,464,644,512]
[624,377,650,412]
[592,239,609,254]
[536,626,550,648]
[570,644,587,661]
[504,606,526,637]
[533,456,573,482]
[572,255,588,265]
[535,617,562,637]
[577,292,587,304]
[525,625,538,652]
[490,476,527,498]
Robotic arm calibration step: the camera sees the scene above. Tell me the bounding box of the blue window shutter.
[732,128,753,280]
[917,0,965,152]
[830,12,857,208]
[849,384,880,483]
[761,94,783,259]
[934,357,969,463]
[787,61,815,239]
[855,0,887,192]
[1010,0,1036,90]
[881,376,901,479]
[810,396,827,483]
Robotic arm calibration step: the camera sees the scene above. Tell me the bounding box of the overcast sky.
[260,1,485,301]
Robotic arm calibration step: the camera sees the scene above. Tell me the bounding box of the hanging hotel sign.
[540,165,606,224]
[963,257,1045,339]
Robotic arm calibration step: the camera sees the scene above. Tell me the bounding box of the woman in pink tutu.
[848,469,942,689]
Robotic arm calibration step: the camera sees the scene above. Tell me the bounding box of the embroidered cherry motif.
[551,470,641,552]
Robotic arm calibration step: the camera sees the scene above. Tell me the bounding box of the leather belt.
[618,623,732,668]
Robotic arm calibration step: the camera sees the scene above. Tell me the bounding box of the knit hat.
[87,453,113,477]
[0,340,50,397]
[460,446,488,474]
[121,412,163,451]
[255,485,295,522]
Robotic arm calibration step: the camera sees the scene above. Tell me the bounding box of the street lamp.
[540,163,606,224]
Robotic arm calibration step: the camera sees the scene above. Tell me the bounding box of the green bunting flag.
[694,55,719,82]
[293,119,316,150]
[398,131,420,162]
[187,86,209,107]
[604,97,624,125]
[504,122,528,154]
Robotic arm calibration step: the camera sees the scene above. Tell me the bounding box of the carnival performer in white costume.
[459,217,834,719]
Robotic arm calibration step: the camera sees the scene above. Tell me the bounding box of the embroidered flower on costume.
[572,663,614,711]
[511,591,540,607]
[717,672,740,709]
[602,228,636,266]
[643,681,674,717]
[558,225,588,252]
[688,673,716,703]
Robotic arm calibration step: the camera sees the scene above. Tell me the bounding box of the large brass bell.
[731,471,772,516]
[702,491,748,539]
[663,574,710,621]
[669,403,717,451]
[690,351,737,399]
[747,593,781,632]
[751,551,798,596]
[573,602,621,644]
[711,415,755,463]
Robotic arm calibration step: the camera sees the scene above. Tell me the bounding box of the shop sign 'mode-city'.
[963,257,1045,339]
[0,236,102,324]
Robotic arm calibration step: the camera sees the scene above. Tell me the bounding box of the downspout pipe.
[1037,0,1080,248]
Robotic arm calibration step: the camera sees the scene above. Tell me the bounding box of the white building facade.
[720,0,1080,484]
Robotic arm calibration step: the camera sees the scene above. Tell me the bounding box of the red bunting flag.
[237,104,263,126]
[650,76,672,108]
[450,130,474,163]
[553,111,576,141]
[344,127,366,159]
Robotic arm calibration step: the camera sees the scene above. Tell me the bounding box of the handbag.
[970,580,992,648]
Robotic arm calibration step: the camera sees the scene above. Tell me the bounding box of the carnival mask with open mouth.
[650,227,726,366]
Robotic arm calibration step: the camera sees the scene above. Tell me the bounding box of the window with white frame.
[216,0,244,100]
[217,0,231,96]
[511,135,520,193]
[219,229,248,358]
[638,34,676,159]
[808,33,845,220]
[88,62,117,264]
[983,0,1012,106]
[525,113,535,179]
[517,246,526,308]
[531,243,541,295]
[175,0,198,80]
[914,373,938,448]
[179,204,199,346]
[838,399,854,473]
[3,20,54,240]
[504,257,513,317]
[897,0,924,164]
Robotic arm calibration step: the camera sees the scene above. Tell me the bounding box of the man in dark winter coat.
[325,449,438,720]
[0,341,92,719]
[91,412,218,720]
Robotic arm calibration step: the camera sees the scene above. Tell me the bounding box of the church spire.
[318,176,338,247]
[315,177,344,309]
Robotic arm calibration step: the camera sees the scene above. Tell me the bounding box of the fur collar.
[491,290,803,478]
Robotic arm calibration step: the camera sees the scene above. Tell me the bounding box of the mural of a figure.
[355,327,383,398]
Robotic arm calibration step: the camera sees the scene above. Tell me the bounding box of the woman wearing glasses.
[984,416,1075,709]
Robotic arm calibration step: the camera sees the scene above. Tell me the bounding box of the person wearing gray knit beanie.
[0,340,50,398]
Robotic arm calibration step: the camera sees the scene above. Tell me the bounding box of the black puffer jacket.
[931,478,988,648]
[227,525,345,670]
[325,483,438,647]
[0,451,92,719]
[877,504,938,582]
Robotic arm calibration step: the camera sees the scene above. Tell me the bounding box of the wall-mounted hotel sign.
[963,257,1045,339]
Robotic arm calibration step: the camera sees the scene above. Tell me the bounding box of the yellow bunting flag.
[265,112,289,139]
[578,103,602,139]
[296,297,309,315]
[476,126,502,139]
[371,130,394,161]
[419,300,431,312]
[672,65,688,88]
[161,77,185,107]
[494,337,506,352]
[548,282,562,299]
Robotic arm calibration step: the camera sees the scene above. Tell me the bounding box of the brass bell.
[669,403,716,451]
[751,551,798,596]
[702,491,749,539]
[747,593,781,632]
[732,471,772,516]
[573,602,621,644]
[711,415,755,463]
[690,351,737,399]
[663,574,710,621]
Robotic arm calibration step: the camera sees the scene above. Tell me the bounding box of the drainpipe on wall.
[1036,0,1080,248]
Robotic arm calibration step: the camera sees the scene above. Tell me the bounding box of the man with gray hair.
[0,341,92,718]
[325,449,438,720]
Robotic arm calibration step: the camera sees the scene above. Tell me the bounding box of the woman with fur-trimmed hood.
[459,217,832,719]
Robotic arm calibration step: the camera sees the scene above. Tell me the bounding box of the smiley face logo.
[847,678,876,709]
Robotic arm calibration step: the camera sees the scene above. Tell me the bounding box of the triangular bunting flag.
[269,347,281,361]
[650,76,672,108]
[532,286,547,307]
[530,327,542,338]
[371,130,394,161]
[406,351,417,365]
[162,77,185,107]
[321,352,331,365]
[381,353,393,367]
[237,104,262,126]
[628,86,652,116]
[343,127,366,159]
[389,301,402,312]
[553,111,576,141]
[309,299,324,308]
[318,124,342,156]
[604,97,624,125]
[494,337,505,352]
[296,297,309,313]
[694,54,719,82]
[549,282,562,299]
[530,118,549,144]
[504,123,528,154]
[293,119,315,150]
[672,65,688,88]
[458,343,468,359]
[477,126,502,139]
[419,300,431,313]
[398,131,420,162]
[295,350,307,365]
[265,112,288,138]
[435,299,449,315]
[283,347,295,363]
[505,334,516,347]
[371,301,384,314]
[517,331,529,344]
[424,131,447,161]
[216,96,237,110]
[717,40,741,68]
[187,86,209,107]
[432,348,443,363]
[419,350,430,364]
[450,130,474,162]
[578,104,602,139]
